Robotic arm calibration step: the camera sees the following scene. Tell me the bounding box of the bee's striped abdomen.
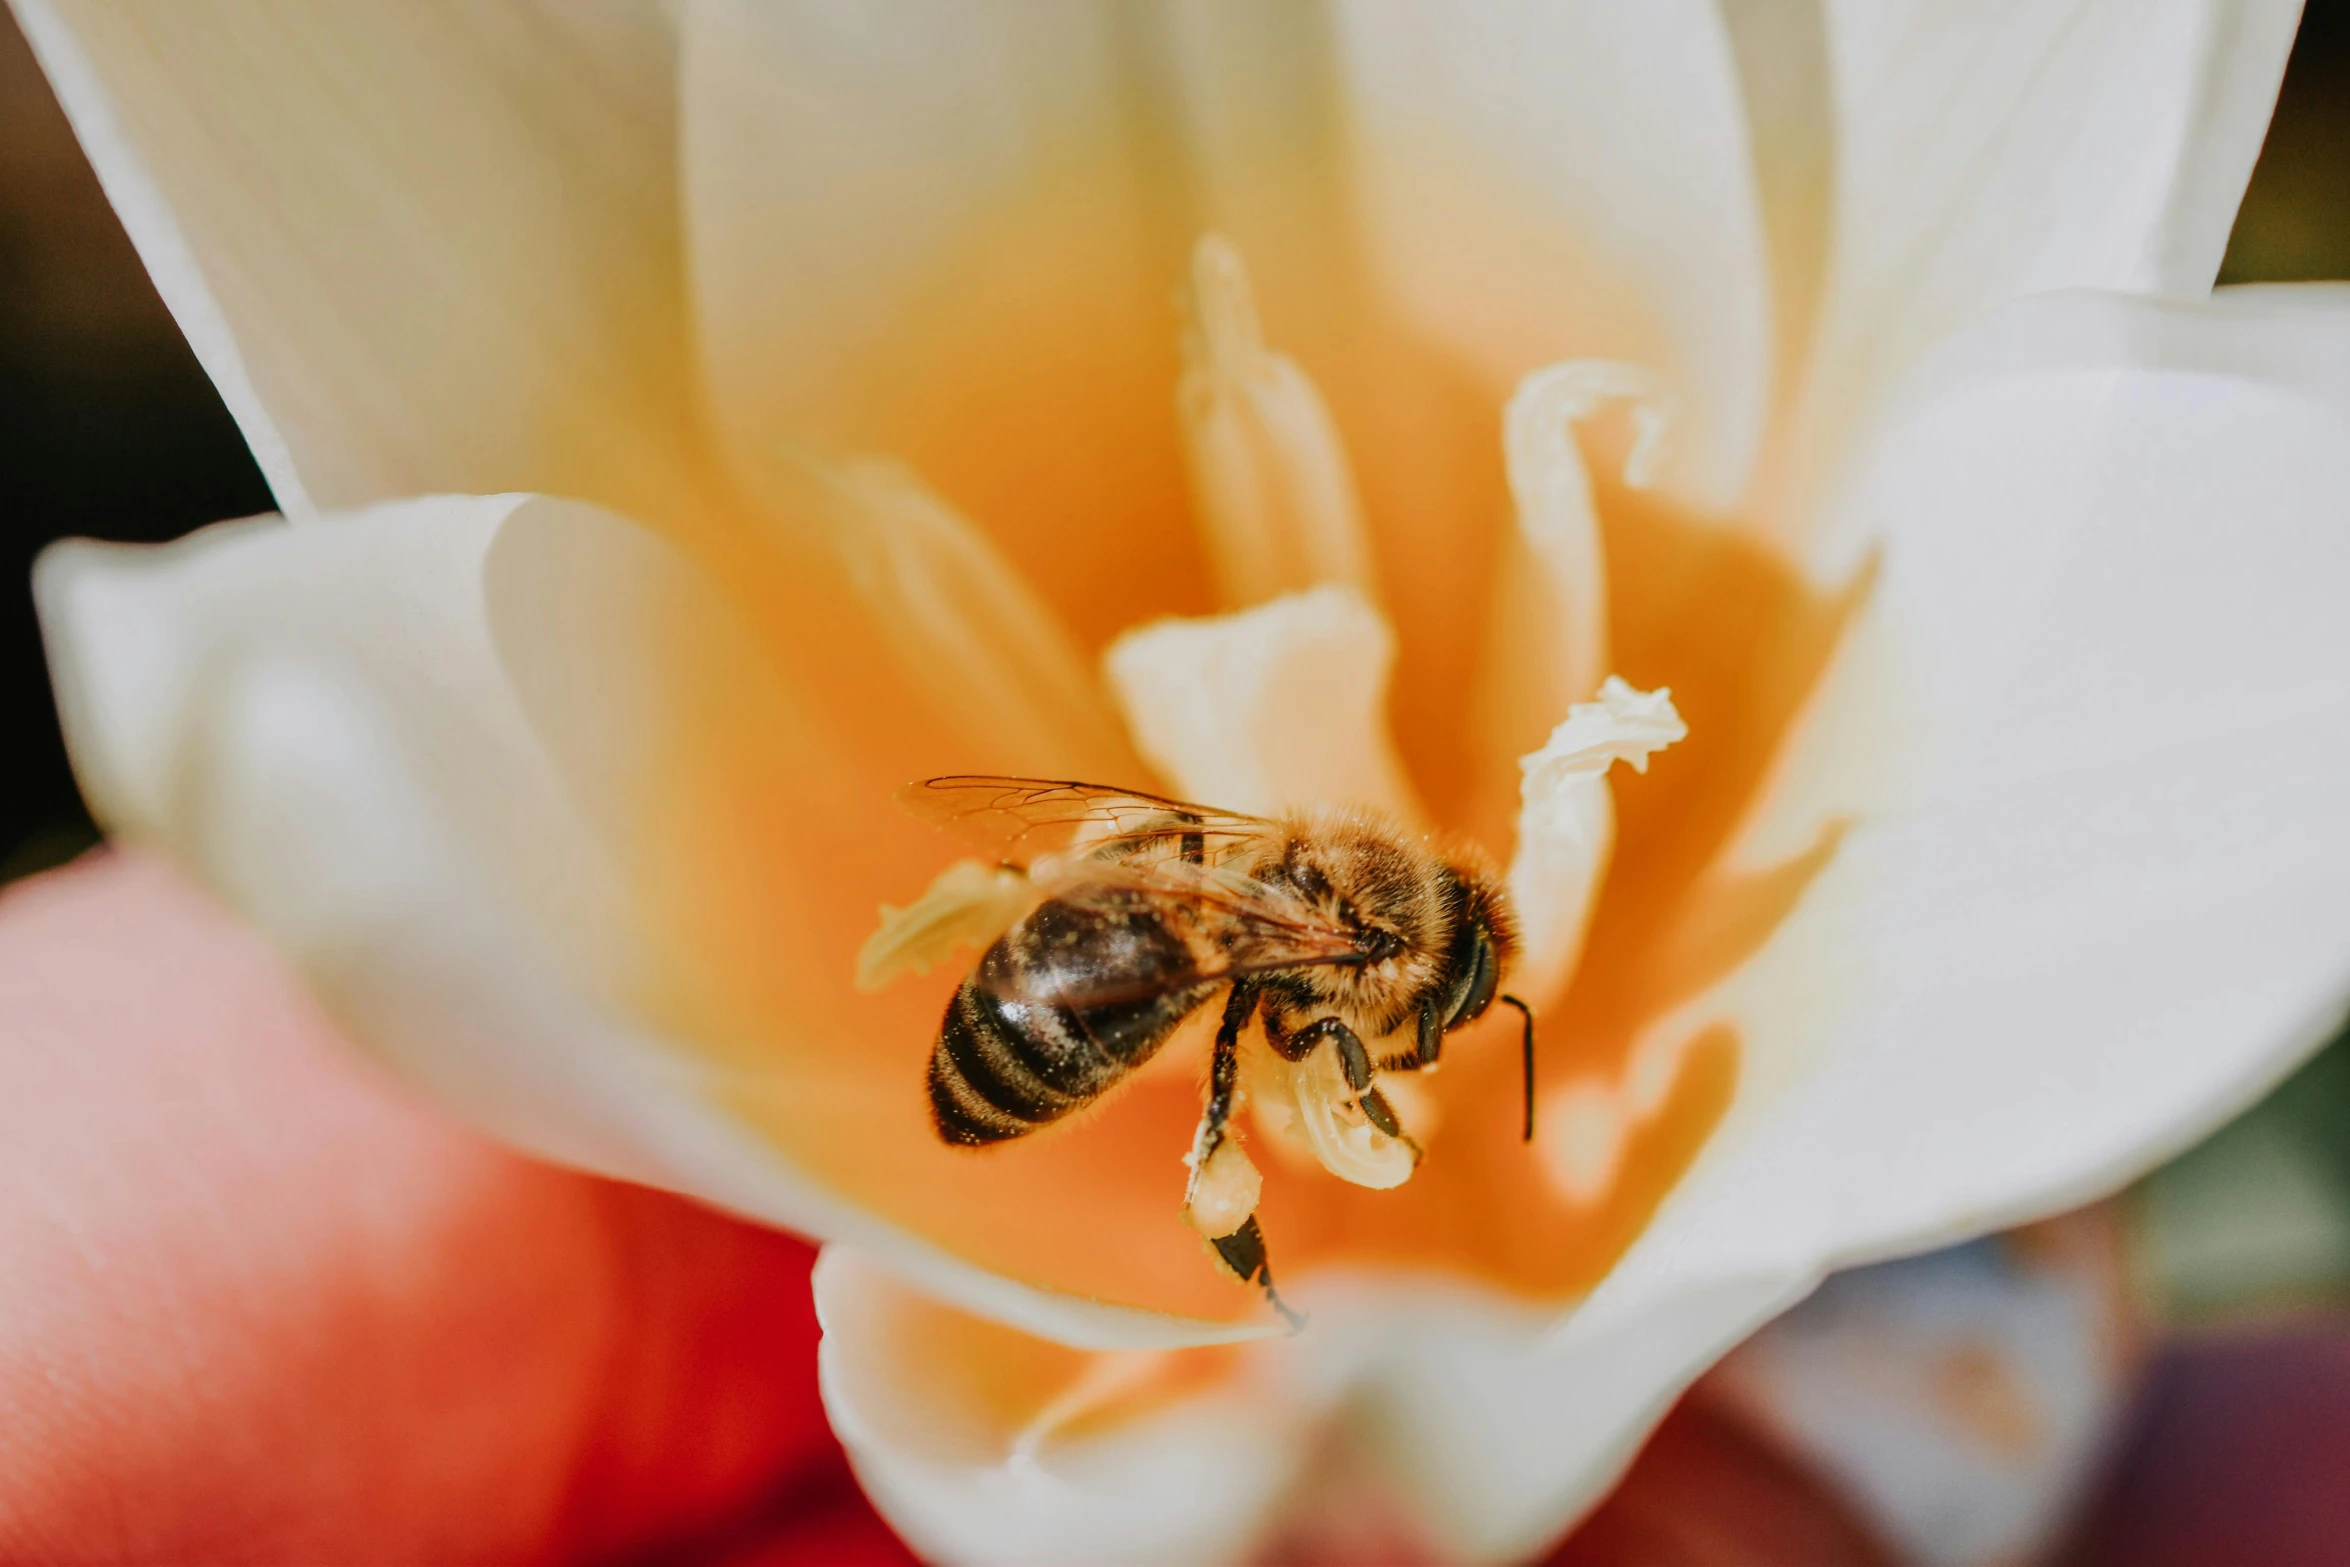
[929,898,1213,1146]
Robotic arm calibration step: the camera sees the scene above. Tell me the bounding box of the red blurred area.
[1548,1397,1894,1567]
[2059,1330,2350,1567]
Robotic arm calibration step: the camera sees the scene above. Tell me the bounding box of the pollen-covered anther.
[1505,676,1690,1009]
[1287,1046,1418,1189]
[1521,677,1688,806]
[854,858,1032,993]
[1182,1134,1264,1241]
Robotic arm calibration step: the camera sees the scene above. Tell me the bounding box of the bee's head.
[1435,857,1515,1031]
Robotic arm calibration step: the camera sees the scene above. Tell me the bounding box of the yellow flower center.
[624,211,1861,1326]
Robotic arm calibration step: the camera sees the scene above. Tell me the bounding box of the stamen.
[1178,234,1377,610]
[1509,359,1678,497]
[854,858,1031,993]
[1103,585,1425,821]
[1474,358,1678,824]
[1498,360,1680,708]
[806,457,1131,778]
[1521,677,1687,797]
[1507,679,1688,1001]
[1286,1045,1418,1189]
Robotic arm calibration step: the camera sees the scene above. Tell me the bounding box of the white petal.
[1257,1273,1806,1564]
[815,1247,1308,1567]
[38,498,642,1001]
[1325,0,1773,510]
[1707,285,2350,1254]
[1104,586,1422,821]
[822,1253,1744,1567]
[1522,284,2350,1540]
[1768,0,2301,544]
[854,860,1033,996]
[14,0,703,525]
[35,496,1280,1354]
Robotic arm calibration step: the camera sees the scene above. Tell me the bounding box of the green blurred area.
[2125,0,2350,1326]
[2131,1029,2350,1324]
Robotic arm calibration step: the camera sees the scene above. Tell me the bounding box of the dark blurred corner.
[2061,1332,2350,1567]
[2219,0,2350,286]
[0,14,270,880]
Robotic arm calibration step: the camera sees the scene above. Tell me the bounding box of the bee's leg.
[1274,1016,1409,1141]
[1380,997,1442,1074]
[1190,981,1258,1170]
[1209,1216,1304,1331]
[1194,983,1302,1328]
[1276,1015,1373,1085]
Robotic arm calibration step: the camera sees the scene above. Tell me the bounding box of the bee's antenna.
[1500,994,1536,1142]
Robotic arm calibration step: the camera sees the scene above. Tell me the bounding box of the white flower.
[19,1,2344,1561]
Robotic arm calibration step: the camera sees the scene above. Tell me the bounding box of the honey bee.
[884,776,1536,1323]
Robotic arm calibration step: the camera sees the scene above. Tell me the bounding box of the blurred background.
[3,4,2348,1563]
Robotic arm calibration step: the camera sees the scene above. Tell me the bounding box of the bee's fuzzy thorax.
[1241,811,1506,1041]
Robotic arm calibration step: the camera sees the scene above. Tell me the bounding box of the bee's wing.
[982,853,1371,1012]
[898,775,1276,865]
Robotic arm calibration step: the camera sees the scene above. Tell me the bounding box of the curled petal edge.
[35,496,1287,1353]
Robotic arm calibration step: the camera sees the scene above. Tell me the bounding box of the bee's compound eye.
[1444,921,1500,1029]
